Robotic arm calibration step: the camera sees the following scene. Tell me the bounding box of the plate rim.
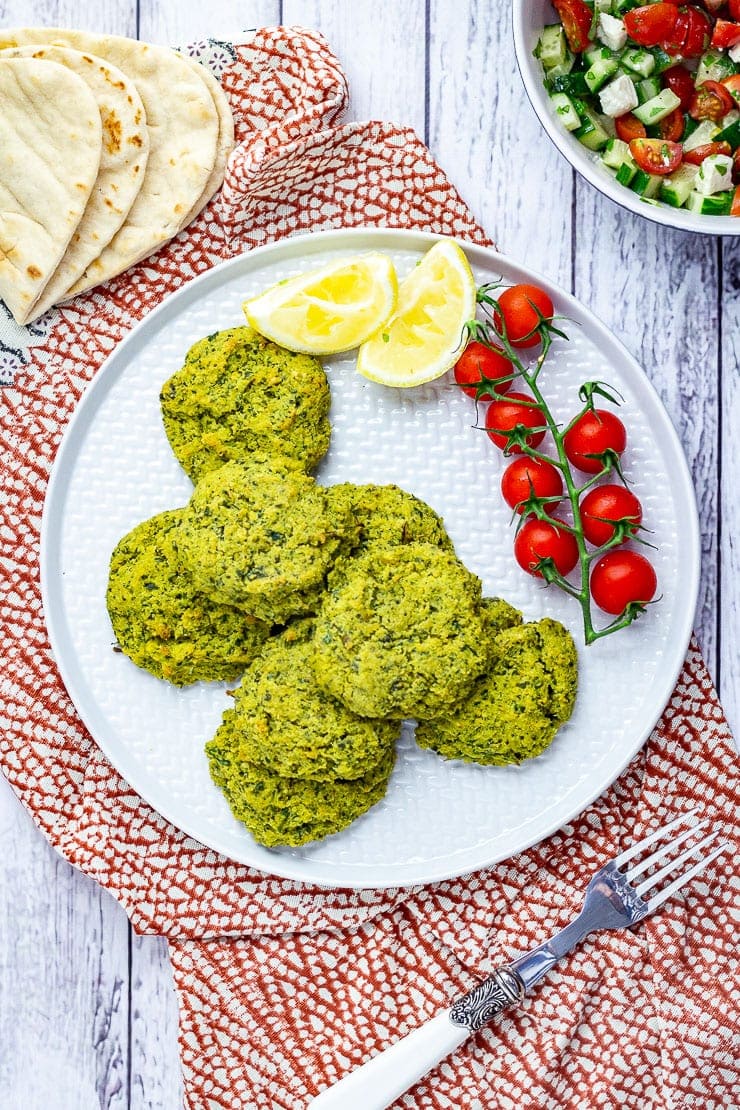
[40,226,701,888]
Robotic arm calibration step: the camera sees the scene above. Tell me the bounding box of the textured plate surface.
[41,228,700,888]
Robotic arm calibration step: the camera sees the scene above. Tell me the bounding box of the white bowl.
[513,0,740,235]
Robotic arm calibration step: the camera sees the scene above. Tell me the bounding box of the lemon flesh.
[243,252,398,355]
[356,240,477,388]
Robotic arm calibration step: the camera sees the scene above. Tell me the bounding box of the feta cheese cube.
[695,154,734,195]
[730,42,740,63]
[597,13,628,52]
[599,74,638,118]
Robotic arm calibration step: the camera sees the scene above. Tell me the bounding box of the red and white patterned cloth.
[1,27,738,1109]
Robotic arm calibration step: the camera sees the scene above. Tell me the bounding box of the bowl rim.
[512,0,740,236]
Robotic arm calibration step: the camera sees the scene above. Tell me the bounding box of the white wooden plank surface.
[0,1,736,1108]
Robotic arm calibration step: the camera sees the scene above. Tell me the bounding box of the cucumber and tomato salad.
[536,1,740,216]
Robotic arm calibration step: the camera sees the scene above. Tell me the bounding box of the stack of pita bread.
[0,28,234,326]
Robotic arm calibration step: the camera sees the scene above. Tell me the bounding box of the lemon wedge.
[243,252,398,355]
[356,239,477,388]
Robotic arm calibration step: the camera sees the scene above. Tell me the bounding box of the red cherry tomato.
[494,284,554,349]
[563,409,627,474]
[682,6,712,56]
[615,113,647,142]
[552,0,593,52]
[514,517,579,578]
[683,141,732,165]
[485,391,547,453]
[453,341,514,399]
[590,551,658,614]
[624,3,679,46]
[500,456,564,515]
[658,107,685,141]
[662,9,691,53]
[629,138,683,175]
[722,73,740,106]
[689,80,735,122]
[730,0,740,20]
[711,18,740,49]
[663,66,696,112]
[580,485,643,547]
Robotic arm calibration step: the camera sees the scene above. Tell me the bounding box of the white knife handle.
[308,1010,470,1110]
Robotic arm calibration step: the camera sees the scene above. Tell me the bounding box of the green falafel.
[326,483,454,558]
[178,456,355,623]
[206,713,395,847]
[160,327,331,482]
[313,542,490,719]
[414,617,578,765]
[106,509,270,685]
[229,621,399,781]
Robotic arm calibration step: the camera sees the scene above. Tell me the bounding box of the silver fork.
[309,810,728,1110]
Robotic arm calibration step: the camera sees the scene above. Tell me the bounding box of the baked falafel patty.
[178,455,354,623]
[160,327,331,482]
[326,482,454,559]
[106,509,270,685]
[206,714,395,847]
[228,620,399,781]
[414,617,578,765]
[312,542,490,719]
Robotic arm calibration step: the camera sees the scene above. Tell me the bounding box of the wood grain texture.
[0,2,735,1109]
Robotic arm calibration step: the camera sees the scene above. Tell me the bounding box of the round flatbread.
[179,55,235,226]
[0,57,101,324]
[0,45,150,325]
[0,28,221,298]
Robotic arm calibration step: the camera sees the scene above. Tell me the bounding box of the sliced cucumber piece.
[683,119,721,152]
[636,76,661,105]
[633,88,681,126]
[549,71,590,98]
[612,0,640,13]
[574,107,611,151]
[630,170,663,199]
[615,159,638,186]
[715,118,740,148]
[649,48,674,75]
[620,47,656,79]
[585,49,620,94]
[536,25,569,70]
[660,164,700,208]
[686,190,734,215]
[601,137,632,169]
[696,50,738,86]
[546,51,577,82]
[550,92,582,132]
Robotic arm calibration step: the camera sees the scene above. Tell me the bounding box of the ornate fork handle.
[449,966,526,1031]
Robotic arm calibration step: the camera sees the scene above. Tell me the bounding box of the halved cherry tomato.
[615,113,647,142]
[658,107,684,141]
[514,517,579,579]
[624,4,679,46]
[683,140,732,165]
[500,456,563,515]
[453,342,514,399]
[682,6,712,56]
[590,551,657,615]
[690,79,735,121]
[629,138,683,175]
[580,485,642,547]
[730,0,740,20]
[494,284,554,348]
[663,9,691,53]
[731,185,740,216]
[721,73,740,106]
[563,409,627,474]
[552,0,593,53]
[711,18,740,49]
[485,391,547,453]
[663,66,696,112]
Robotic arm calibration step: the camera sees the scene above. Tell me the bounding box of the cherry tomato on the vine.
[494,284,554,348]
[453,341,514,399]
[500,456,564,515]
[590,550,657,615]
[580,485,643,547]
[514,517,579,578]
[563,409,627,474]
[485,391,547,453]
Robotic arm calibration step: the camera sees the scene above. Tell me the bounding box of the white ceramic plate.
[41,228,699,888]
[513,1,740,236]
